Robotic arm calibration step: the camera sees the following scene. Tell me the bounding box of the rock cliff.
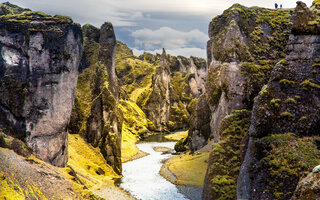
[190,3,291,152]
[142,49,171,131]
[136,50,207,132]
[237,2,320,199]
[69,23,122,174]
[0,2,82,167]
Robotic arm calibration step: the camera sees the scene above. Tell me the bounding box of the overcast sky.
[4,0,315,58]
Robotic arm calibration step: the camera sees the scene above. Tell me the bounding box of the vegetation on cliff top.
[209,3,292,62]
[0,2,77,27]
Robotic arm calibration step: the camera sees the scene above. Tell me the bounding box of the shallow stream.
[118,133,202,200]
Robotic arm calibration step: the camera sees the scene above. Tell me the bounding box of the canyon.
[0,1,319,200]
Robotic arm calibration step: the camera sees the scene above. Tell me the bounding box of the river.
[118,134,202,200]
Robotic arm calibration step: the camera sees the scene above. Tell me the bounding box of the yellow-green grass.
[161,152,209,188]
[62,134,119,192]
[164,131,188,141]
[130,84,151,102]
[119,99,153,162]
[121,123,140,163]
[0,172,25,200]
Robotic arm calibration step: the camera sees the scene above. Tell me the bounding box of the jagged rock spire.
[160,48,167,66]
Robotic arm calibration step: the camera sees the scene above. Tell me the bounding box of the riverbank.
[160,152,209,188]
[67,134,136,200]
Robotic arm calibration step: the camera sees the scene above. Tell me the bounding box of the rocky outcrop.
[143,49,171,131]
[0,3,82,167]
[188,95,211,151]
[170,55,207,97]
[69,23,122,174]
[237,2,320,199]
[202,109,251,200]
[291,165,320,200]
[135,49,207,132]
[190,3,291,151]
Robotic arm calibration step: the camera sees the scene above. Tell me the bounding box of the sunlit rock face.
[0,3,82,167]
[68,22,123,174]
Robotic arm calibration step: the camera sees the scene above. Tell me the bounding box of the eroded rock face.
[69,22,122,174]
[291,168,320,200]
[0,3,82,167]
[175,56,207,97]
[144,49,171,131]
[138,50,207,132]
[190,3,291,151]
[188,95,211,151]
[237,2,320,199]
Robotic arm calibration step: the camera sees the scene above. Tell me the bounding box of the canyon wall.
[237,2,320,199]
[69,23,122,174]
[0,2,82,167]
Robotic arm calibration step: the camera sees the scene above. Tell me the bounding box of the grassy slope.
[164,131,188,141]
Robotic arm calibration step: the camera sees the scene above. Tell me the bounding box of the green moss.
[187,98,199,114]
[174,136,189,152]
[206,66,230,107]
[257,133,320,198]
[280,111,293,118]
[0,131,31,157]
[270,98,281,108]
[0,173,25,200]
[259,85,269,96]
[168,101,190,131]
[300,79,320,90]
[312,63,320,68]
[299,116,308,121]
[280,79,296,85]
[284,97,297,104]
[207,110,251,200]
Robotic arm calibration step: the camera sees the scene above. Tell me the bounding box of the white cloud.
[132,47,206,58]
[131,27,208,50]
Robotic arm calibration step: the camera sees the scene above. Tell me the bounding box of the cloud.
[131,27,208,50]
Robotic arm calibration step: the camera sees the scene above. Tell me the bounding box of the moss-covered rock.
[174,136,189,152]
[0,2,82,167]
[207,3,291,63]
[202,110,251,200]
[238,2,320,199]
[69,22,122,175]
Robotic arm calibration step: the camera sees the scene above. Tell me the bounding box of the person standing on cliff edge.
[275,3,278,9]
[280,4,282,8]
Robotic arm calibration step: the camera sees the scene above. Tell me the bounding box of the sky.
[4,0,315,58]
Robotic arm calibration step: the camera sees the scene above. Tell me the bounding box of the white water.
[120,141,189,200]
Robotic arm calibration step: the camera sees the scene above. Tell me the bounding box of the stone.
[0,3,82,167]
[237,2,320,199]
[69,22,122,174]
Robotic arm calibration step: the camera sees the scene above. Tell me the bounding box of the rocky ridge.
[68,23,122,174]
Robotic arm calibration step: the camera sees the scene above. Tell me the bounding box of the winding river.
[119,134,201,200]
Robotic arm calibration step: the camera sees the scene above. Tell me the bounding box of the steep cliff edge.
[0,2,82,167]
[190,3,291,151]
[200,3,296,200]
[69,23,122,174]
[237,2,320,199]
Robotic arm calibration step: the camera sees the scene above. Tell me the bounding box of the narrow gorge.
[0,1,319,200]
